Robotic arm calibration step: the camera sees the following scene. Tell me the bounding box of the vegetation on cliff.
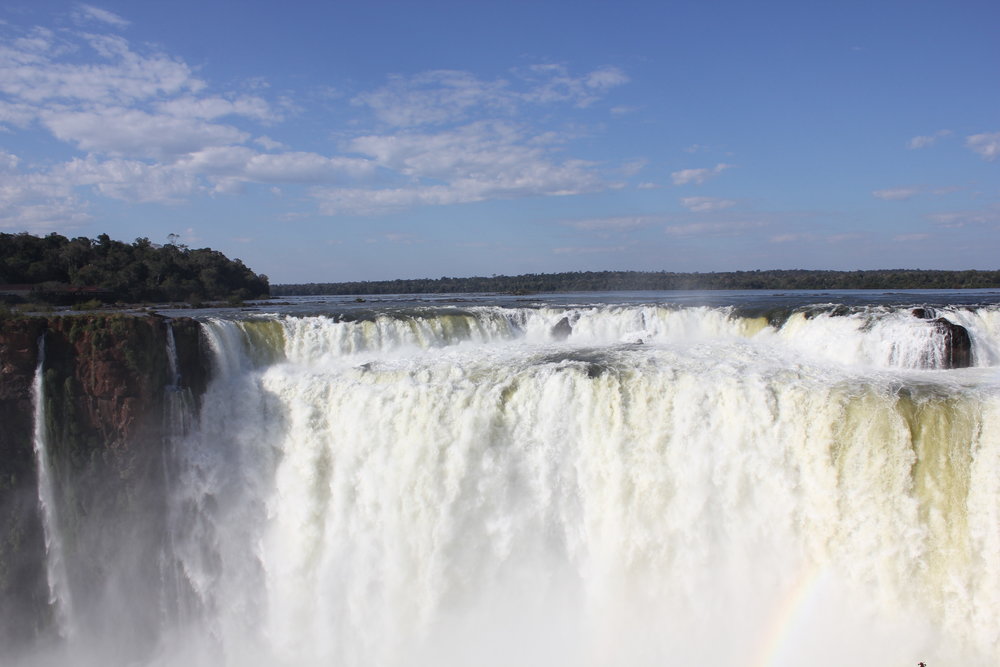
[0,232,269,304]
[273,269,1000,296]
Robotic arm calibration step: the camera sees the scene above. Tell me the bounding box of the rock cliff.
[0,314,209,654]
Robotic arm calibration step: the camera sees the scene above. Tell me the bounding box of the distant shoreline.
[273,269,1000,296]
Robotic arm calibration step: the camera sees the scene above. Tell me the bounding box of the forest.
[0,232,270,304]
[274,269,1000,296]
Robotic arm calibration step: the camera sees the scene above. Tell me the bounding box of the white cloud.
[966,132,1000,161]
[313,154,598,214]
[74,5,130,29]
[383,232,422,244]
[907,129,950,149]
[0,150,19,171]
[894,233,930,241]
[42,108,248,158]
[680,196,736,212]
[315,120,603,214]
[59,156,200,203]
[255,135,287,151]
[636,182,661,190]
[175,146,373,186]
[619,158,647,176]
[769,233,813,243]
[872,187,920,201]
[664,220,763,237]
[585,66,629,91]
[0,167,91,230]
[928,207,1000,227]
[565,216,658,231]
[353,70,514,127]
[353,64,627,128]
[0,13,629,224]
[157,95,278,122]
[0,199,90,230]
[517,63,628,107]
[0,33,202,105]
[0,100,37,128]
[610,105,639,116]
[873,185,961,201]
[671,163,732,186]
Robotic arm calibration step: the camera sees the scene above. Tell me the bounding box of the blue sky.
[1,0,997,283]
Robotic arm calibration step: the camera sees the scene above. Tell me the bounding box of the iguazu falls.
[3,290,1000,667]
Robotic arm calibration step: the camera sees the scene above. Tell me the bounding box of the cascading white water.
[146,304,1000,667]
[19,301,1000,667]
[273,303,999,369]
[30,335,75,640]
[160,323,198,627]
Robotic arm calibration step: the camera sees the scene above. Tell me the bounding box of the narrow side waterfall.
[30,334,75,640]
[160,323,197,627]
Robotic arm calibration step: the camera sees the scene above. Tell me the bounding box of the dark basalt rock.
[551,316,573,341]
[931,317,972,369]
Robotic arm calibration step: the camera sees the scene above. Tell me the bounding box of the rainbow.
[750,563,828,667]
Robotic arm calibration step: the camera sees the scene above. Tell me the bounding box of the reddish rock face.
[0,314,209,652]
[0,318,45,400]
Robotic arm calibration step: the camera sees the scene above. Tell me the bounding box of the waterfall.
[156,305,1000,667]
[160,322,197,627]
[10,300,1000,667]
[30,334,75,640]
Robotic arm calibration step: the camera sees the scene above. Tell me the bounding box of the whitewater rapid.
[25,299,1000,666]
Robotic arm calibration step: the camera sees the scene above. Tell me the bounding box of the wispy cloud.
[872,187,921,201]
[664,220,763,237]
[873,184,962,201]
[42,108,250,158]
[680,196,736,212]
[352,70,513,128]
[619,158,648,176]
[906,129,950,150]
[0,11,628,226]
[383,232,423,244]
[928,206,1000,227]
[966,132,1000,161]
[770,232,863,244]
[564,216,659,231]
[610,105,639,116]
[671,163,732,186]
[314,121,603,214]
[894,233,930,241]
[352,64,628,128]
[73,4,130,29]
[769,233,812,243]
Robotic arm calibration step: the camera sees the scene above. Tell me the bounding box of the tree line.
[1,232,270,304]
[274,269,1000,296]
